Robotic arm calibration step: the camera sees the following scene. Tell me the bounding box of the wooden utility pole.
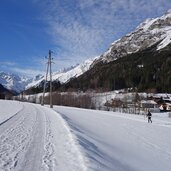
[41,50,53,108]
[49,50,53,108]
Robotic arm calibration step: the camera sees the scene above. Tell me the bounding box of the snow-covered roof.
[141,100,157,104]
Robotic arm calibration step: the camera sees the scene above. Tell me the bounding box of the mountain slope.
[0,83,14,98]
[93,10,171,65]
[0,83,10,93]
[63,45,171,92]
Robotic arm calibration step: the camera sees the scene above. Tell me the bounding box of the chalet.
[140,100,158,109]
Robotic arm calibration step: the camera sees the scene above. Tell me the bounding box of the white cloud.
[0,59,45,77]
[11,67,45,77]
[0,61,16,67]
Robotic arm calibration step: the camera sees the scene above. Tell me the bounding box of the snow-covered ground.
[54,106,171,171]
[0,100,171,171]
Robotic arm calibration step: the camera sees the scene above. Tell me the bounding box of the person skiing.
[147,110,152,123]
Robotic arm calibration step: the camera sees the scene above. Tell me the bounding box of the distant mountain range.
[0,57,98,93]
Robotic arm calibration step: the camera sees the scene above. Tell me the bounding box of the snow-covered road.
[0,100,87,171]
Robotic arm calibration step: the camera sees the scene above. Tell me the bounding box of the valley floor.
[0,100,171,171]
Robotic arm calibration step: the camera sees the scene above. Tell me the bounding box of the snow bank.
[0,100,23,124]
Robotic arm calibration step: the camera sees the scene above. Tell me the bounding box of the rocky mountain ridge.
[93,10,171,65]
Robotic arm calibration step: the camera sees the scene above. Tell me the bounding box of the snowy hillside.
[26,57,98,89]
[0,100,171,171]
[94,9,171,64]
[0,72,32,93]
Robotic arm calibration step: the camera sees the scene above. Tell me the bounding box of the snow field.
[55,106,171,171]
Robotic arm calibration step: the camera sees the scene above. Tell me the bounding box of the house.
[140,100,158,109]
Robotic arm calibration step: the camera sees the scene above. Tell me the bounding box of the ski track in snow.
[0,101,88,171]
[0,105,36,171]
[42,110,57,171]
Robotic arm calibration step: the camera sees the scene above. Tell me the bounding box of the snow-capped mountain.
[0,72,32,93]
[93,9,171,64]
[26,57,99,89]
[60,9,171,93]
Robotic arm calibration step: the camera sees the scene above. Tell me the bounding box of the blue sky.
[0,0,171,77]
